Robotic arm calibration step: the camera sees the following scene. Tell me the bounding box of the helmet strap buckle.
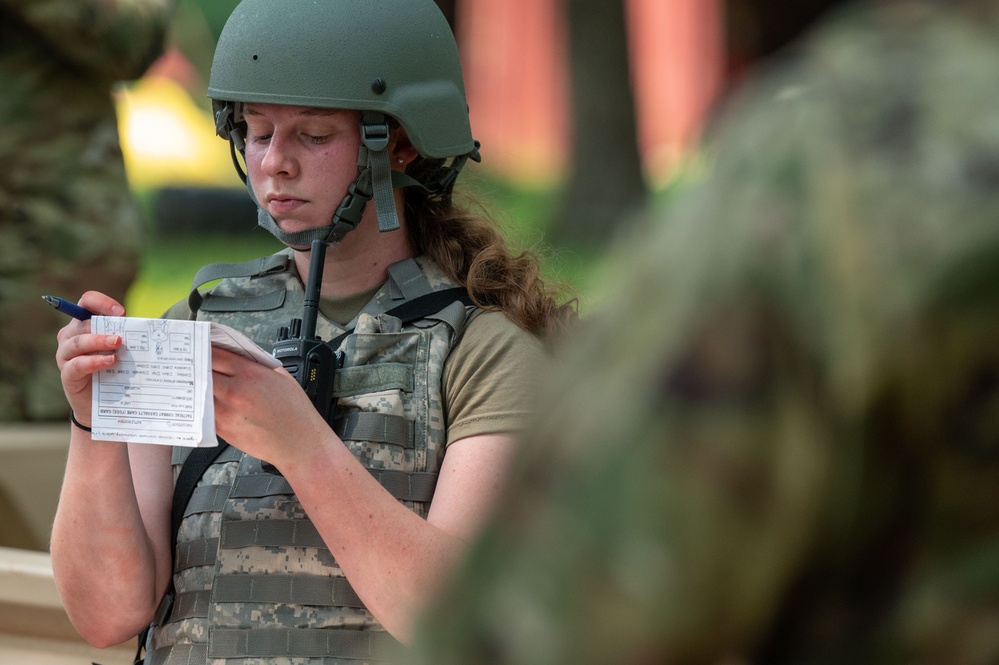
[360,113,390,152]
[360,112,401,233]
[327,180,370,241]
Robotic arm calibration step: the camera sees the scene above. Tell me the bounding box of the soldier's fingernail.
[110,304,125,316]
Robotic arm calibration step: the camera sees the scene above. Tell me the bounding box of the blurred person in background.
[0,0,175,421]
[405,0,999,663]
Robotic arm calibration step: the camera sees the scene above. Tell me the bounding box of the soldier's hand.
[54,291,125,426]
[211,346,324,468]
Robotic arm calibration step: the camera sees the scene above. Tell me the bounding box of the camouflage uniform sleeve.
[405,65,839,664]
[0,0,176,81]
[404,3,999,663]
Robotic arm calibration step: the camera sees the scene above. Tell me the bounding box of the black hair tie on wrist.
[70,411,92,433]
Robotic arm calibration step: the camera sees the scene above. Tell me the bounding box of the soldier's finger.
[78,291,125,317]
[61,352,118,382]
[55,333,122,369]
[56,317,92,344]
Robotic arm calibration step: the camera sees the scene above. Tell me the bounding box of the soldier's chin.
[276,220,328,252]
[275,218,316,234]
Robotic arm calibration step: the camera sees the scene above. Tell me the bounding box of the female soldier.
[50,1,573,662]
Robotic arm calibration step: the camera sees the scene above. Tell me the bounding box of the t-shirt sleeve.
[442,310,548,445]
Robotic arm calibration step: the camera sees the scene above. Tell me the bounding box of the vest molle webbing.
[147,252,473,664]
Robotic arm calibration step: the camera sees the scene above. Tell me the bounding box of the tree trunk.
[551,0,648,250]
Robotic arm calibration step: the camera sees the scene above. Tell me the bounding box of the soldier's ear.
[389,129,418,168]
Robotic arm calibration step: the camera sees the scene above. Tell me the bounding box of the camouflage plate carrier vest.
[148,249,474,665]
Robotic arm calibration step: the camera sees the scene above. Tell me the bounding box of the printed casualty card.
[89,317,280,446]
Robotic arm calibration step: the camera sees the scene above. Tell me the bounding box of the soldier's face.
[243,104,360,234]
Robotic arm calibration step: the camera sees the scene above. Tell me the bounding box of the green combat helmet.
[207,0,481,247]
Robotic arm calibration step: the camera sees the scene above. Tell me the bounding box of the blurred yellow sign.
[115,75,244,191]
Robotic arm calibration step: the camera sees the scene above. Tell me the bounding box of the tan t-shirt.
[440,310,546,444]
[168,287,547,447]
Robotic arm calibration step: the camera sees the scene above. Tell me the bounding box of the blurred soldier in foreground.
[0,0,174,420]
[406,0,999,662]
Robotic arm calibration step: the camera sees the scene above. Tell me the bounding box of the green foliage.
[460,171,602,307]
[189,0,243,41]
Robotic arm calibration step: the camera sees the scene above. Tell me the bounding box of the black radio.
[272,239,343,425]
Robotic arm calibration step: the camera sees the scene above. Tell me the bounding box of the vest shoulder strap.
[326,287,473,349]
[187,253,291,315]
[172,439,231,551]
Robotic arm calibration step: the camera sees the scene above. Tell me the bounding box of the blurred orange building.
[457,0,725,186]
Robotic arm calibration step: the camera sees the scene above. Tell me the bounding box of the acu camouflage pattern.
[0,0,174,420]
[152,250,471,664]
[405,2,999,664]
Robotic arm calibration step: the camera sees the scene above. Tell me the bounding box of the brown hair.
[403,157,577,342]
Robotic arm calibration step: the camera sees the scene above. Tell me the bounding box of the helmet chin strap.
[255,112,415,249]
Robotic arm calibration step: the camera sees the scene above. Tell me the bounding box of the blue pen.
[42,295,93,320]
